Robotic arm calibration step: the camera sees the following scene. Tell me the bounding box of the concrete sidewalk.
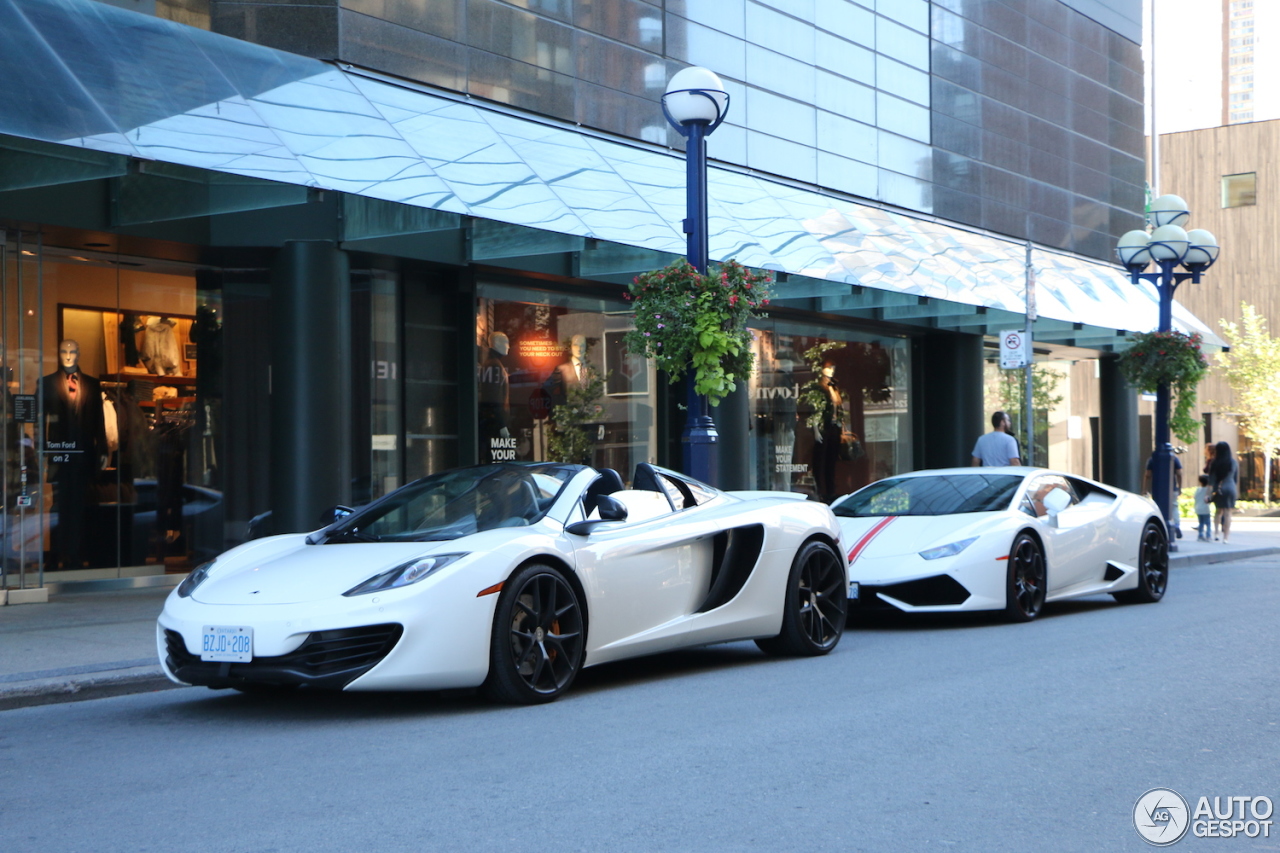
[3,518,1279,712]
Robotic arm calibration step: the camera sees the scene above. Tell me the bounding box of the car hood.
[837,513,1006,559]
[192,540,465,605]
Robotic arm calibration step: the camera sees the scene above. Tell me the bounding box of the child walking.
[1194,474,1213,541]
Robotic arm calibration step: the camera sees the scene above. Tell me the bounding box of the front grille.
[874,574,971,607]
[166,624,403,690]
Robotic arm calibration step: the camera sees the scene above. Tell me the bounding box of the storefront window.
[476,285,655,476]
[1,239,226,585]
[749,322,911,502]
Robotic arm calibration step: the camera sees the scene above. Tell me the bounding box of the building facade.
[0,0,1197,595]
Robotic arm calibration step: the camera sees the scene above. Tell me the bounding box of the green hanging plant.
[624,258,773,406]
[1116,330,1210,444]
[799,341,848,429]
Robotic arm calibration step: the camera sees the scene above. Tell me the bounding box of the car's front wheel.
[482,563,585,704]
[756,540,847,656]
[1005,533,1046,622]
[1113,520,1168,604]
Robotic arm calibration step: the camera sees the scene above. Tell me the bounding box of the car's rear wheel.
[1005,533,1046,622]
[756,540,847,656]
[1113,520,1168,604]
[482,563,585,704]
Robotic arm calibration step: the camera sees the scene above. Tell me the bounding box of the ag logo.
[1134,788,1190,846]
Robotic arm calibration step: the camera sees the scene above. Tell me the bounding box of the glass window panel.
[815,70,875,124]
[342,0,463,39]
[815,0,875,48]
[752,0,816,19]
[669,0,746,38]
[466,0,575,73]
[575,0,664,50]
[1222,172,1257,207]
[817,151,877,197]
[748,323,912,498]
[875,15,930,69]
[875,0,928,34]
[575,31,663,95]
[670,18,747,81]
[875,55,930,106]
[747,131,817,184]
[745,2,816,58]
[815,32,875,86]
[744,45,816,104]
[817,110,876,164]
[746,88,816,148]
[877,129,931,178]
[876,93,930,143]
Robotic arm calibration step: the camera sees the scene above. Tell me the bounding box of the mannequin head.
[570,334,587,360]
[489,332,509,357]
[59,339,80,372]
[821,360,836,378]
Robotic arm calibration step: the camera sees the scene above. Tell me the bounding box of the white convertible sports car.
[158,462,847,703]
[830,467,1168,621]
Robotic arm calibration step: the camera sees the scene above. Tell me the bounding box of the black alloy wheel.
[482,563,585,704]
[1005,533,1046,622]
[1114,520,1168,604]
[756,540,847,656]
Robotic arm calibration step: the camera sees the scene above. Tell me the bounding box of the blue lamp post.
[663,66,730,484]
[1116,194,1219,543]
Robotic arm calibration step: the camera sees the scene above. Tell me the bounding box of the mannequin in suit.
[479,332,511,451]
[544,334,591,409]
[42,339,107,568]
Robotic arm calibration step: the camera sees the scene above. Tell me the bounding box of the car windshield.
[325,463,580,542]
[832,474,1024,517]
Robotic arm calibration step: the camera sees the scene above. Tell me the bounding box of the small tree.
[986,364,1064,466]
[1217,303,1280,504]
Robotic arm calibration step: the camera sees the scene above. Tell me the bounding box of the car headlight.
[176,561,215,598]
[343,553,467,597]
[919,537,978,561]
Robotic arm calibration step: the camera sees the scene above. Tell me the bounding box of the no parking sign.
[1000,329,1028,369]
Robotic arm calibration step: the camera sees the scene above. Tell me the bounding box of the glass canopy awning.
[0,0,1219,348]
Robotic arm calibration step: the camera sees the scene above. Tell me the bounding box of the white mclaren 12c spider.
[831,467,1169,622]
[158,462,848,703]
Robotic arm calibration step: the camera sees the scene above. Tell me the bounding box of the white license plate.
[201,625,253,662]
[848,581,860,601]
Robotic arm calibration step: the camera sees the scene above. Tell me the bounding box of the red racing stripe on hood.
[847,516,897,563]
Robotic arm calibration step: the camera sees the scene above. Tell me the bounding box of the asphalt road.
[3,558,1278,853]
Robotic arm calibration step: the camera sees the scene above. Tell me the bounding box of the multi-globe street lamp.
[1115,194,1220,540]
[662,66,730,484]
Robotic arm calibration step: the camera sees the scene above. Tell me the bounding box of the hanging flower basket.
[1116,330,1210,444]
[624,258,773,406]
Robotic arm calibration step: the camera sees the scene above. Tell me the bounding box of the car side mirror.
[319,505,355,525]
[1042,489,1071,515]
[565,494,628,536]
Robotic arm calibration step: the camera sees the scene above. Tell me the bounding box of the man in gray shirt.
[972,411,1022,467]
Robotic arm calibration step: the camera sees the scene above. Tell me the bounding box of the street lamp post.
[1116,194,1219,543]
[663,66,730,484]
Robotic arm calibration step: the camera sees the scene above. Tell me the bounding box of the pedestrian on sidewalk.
[1193,474,1213,541]
[971,411,1021,467]
[1208,440,1239,543]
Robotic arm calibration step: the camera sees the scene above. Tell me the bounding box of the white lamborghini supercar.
[158,462,847,703]
[831,467,1169,622]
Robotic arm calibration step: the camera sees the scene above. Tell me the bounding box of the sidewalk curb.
[1170,546,1280,570]
[0,666,186,712]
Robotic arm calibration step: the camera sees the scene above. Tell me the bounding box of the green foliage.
[625,258,772,407]
[546,367,606,465]
[1117,330,1209,444]
[987,364,1064,465]
[799,341,847,429]
[1217,304,1280,457]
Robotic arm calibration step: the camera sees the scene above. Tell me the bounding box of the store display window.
[749,322,911,501]
[476,287,655,476]
[2,243,223,584]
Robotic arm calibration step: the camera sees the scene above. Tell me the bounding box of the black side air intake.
[697,525,766,612]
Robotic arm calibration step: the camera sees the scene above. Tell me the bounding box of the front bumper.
[163,624,403,690]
